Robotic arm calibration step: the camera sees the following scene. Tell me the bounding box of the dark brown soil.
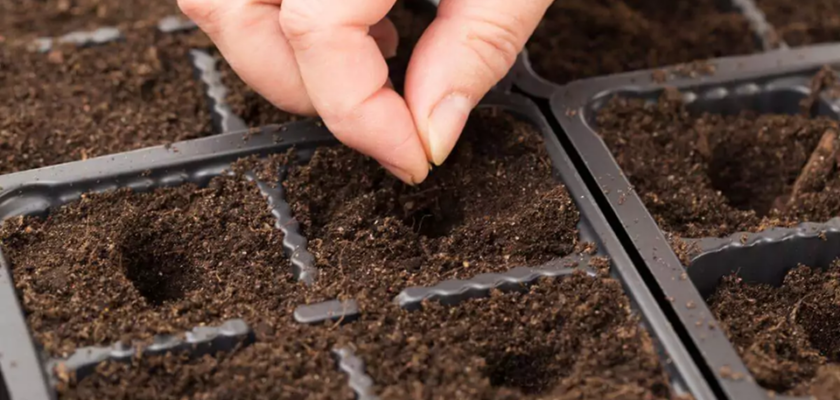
[217,60,303,129]
[61,271,681,400]
[387,0,435,93]
[596,89,840,238]
[347,272,678,400]
[756,0,840,47]
[58,324,354,400]
[0,0,182,39]
[526,0,758,85]
[0,28,213,175]
[0,155,308,357]
[285,109,581,305]
[709,261,840,397]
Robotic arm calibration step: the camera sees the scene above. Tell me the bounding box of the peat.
[0,0,182,39]
[756,0,840,47]
[284,109,581,305]
[0,28,213,175]
[596,90,840,238]
[710,261,840,398]
[347,272,678,400]
[526,0,758,85]
[0,155,305,357]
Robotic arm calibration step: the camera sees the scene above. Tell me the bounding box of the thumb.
[404,0,552,166]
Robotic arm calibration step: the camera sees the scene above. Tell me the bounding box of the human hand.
[178,0,552,184]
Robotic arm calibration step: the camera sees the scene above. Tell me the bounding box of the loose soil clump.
[596,89,840,238]
[285,109,581,304]
[526,0,758,85]
[710,261,840,398]
[0,28,213,175]
[0,0,182,39]
[0,155,305,357]
[756,0,840,47]
[347,272,679,400]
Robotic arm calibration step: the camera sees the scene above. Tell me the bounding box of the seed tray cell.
[512,0,780,99]
[0,91,710,399]
[553,44,840,400]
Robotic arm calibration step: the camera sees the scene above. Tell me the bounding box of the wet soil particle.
[756,0,840,47]
[710,261,840,398]
[596,90,840,238]
[285,109,581,305]
[525,0,758,85]
[347,273,677,400]
[0,0,182,39]
[0,28,213,175]
[0,155,305,357]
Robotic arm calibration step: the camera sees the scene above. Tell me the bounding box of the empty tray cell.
[521,0,761,94]
[755,0,840,47]
[0,155,305,358]
[346,272,681,399]
[283,109,581,304]
[0,0,182,39]
[0,27,214,175]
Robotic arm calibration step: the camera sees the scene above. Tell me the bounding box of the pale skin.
[178,0,554,184]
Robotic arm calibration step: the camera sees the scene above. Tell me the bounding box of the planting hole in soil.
[709,261,840,397]
[525,0,758,85]
[285,109,581,303]
[0,155,307,357]
[596,82,840,238]
[0,27,213,175]
[755,0,840,46]
[346,272,678,399]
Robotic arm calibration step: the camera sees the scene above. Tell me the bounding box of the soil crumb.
[756,0,840,47]
[285,109,581,304]
[710,261,840,397]
[596,89,840,238]
[0,0,182,39]
[526,0,757,85]
[0,28,213,175]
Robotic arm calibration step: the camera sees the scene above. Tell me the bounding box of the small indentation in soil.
[116,223,199,306]
[483,348,560,395]
[706,143,790,217]
[399,190,464,239]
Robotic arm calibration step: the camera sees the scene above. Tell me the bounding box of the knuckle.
[463,16,523,78]
[279,1,321,43]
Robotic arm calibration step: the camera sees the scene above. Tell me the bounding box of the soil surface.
[756,0,840,47]
[526,0,758,85]
[285,109,581,305]
[348,272,678,400]
[217,59,303,130]
[597,89,840,238]
[0,0,182,39]
[0,155,306,357]
[0,28,213,175]
[61,272,681,400]
[710,261,840,397]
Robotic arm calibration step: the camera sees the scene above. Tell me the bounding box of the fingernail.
[428,94,473,166]
[382,162,416,185]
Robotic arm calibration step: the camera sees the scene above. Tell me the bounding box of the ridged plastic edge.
[45,319,254,386]
[395,255,592,310]
[189,49,248,134]
[294,300,361,325]
[33,27,122,53]
[333,348,379,400]
[157,15,198,33]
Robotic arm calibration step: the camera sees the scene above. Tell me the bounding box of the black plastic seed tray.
[0,91,712,399]
[510,0,781,100]
[553,43,840,400]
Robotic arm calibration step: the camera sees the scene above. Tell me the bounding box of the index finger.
[280,0,430,184]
